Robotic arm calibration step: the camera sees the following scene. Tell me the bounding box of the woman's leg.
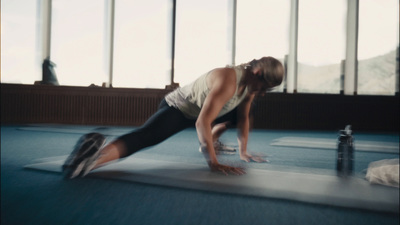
[211,122,230,141]
[211,100,255,140]
[212,107,238,141]
[94,99,194,168]
[92,139,128,169]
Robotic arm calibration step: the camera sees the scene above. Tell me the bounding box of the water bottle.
[337,125,354,176]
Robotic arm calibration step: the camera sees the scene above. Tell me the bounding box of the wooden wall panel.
[1,84,398,132]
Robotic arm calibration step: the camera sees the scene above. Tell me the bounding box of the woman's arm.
[236,94,253,157]
[196,68,245,175]
[237,94,267,163]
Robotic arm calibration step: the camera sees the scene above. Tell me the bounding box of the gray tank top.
[165,65,248,119]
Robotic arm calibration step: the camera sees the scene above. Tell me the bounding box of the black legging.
[117,98,237,156]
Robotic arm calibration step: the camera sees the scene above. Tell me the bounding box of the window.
[1,0,40,84]
[3,0,398,94]
[297,0,347,93]
[358,0,398,95]
[51,0,106,86]
[174,0,229,86]
[236,0,290,92]
[113,0,169,88]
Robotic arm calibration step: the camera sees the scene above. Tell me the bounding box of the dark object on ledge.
[40,57,59,85]
[165,82,180,90]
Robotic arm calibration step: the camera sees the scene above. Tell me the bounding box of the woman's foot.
[198,140,236,155]
[62,133,106,179]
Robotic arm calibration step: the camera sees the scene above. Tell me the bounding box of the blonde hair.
[244,56,284,88]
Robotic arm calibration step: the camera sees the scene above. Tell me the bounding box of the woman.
[63,56,284,178]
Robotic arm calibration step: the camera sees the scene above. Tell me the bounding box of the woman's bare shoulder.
[207,67,236,87]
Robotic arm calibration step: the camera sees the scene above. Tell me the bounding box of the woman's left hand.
[240,153,268,163]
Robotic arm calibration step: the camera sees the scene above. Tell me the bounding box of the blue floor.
[1,125,399,225]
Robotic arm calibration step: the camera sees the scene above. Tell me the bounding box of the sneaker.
[199,140,236,155]
[62,133,106,179]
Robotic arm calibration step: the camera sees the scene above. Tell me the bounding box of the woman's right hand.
[209,163,246,176]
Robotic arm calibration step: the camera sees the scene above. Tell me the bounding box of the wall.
[1,84,399,132]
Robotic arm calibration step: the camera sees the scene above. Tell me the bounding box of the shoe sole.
[217,150,236,155]
[199,147,236,155]
[63,133,105,179]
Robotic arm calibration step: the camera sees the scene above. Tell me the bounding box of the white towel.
[366,158,399,188]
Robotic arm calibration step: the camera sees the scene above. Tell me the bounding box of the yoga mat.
[25,156,399,213]
[271,137,399,154]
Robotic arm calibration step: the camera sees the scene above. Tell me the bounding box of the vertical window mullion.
[105,0,115,87]
[344,0,359,95]
[287,0,299,94]
[227,0,237,66]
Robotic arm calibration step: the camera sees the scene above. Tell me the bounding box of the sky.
[1,0,399,89]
